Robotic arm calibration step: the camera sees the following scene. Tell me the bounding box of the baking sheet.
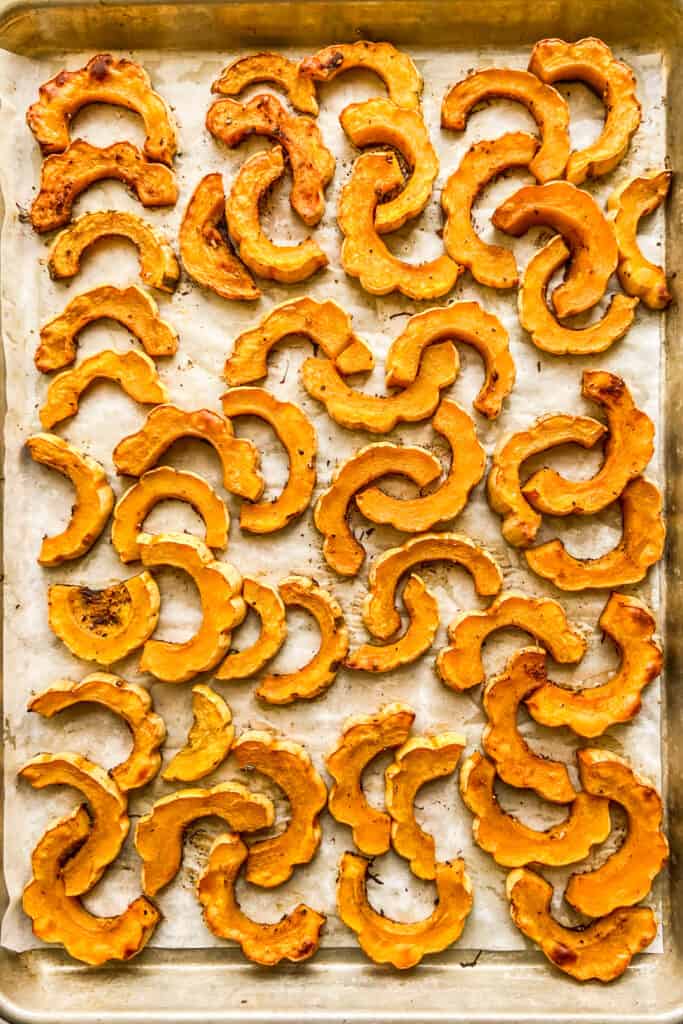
[0,44,666,954]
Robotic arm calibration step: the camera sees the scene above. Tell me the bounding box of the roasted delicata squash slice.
[356,401,486,532]
[338,152,461,300]
[212,52,319,116]
[608,170,672,309]
[441,68,570,183]
[215,578,287,681]
[519,236,638,355]
[113,404,263,501]
[30,140,178,234]
[23,806,160,966]
[28,673,166,792]
[437,589,585,692]
[340,97,438,233]
[26,433,113,566]
[206,93,335,226]
[506,868,656,982]
[48,572,160,665]
[226,147,328,283]
[327,703,415,856]
[300,41,422,110]
[459,752,610,868]
[525,477,665,590]
[529,37,642,185]
[179,173,259,301]
[112,467,229,563]
[233,731,327,887]
[135,781,274,897]
[138,533,245,683]
[20,752,129,896]
[385,733,465,880]
[36,285,178,373]
[221,387,317,532]
[256,576,349,704]
[345,575,440,673]
[314,442,442,576]
[198,833,326,965]
[163,685,234,782]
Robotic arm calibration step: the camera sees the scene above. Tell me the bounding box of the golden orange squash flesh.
[215,578,287,681]
[608,170,672,309]
[212,52,319,115]
[345,575,440,673]
[162,685,234,782]
[300,41,422,110]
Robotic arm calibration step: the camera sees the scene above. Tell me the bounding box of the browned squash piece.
[436,589,585,692]
[300,41,422,110]
[23,807,159,966]
[48,572,160,665]
[459,752,610,868]
[313,442,441,576]
[30,140,178,234]
[113,404,263,501]
[179,173,259,301]
[36,285,178,373]
[385,733,465,879]
[529,37,642,185]
[198,833,325,964]
[345,575,440,673]
[215,578,287,681]
[206,93,335,226]
[519,236,638,355]
[256,576,349,704]
[607,171,672,309]
[28,673,166,792]
[163,685,234,783]
[441,68,570,182]
[338,152,461,299]
[27,53,176,164]
[221,387,317,532]
[326,703,415,856]
[26,433,113,566]
[233,731,327,887]
[212,52,319,115]
[19,752,129,896]
[507,868,656,982]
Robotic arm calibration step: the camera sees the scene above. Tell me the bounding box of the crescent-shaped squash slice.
[179,173,259,301]
[337,851,472,969]
[492,181,618,319]
[36,285,178,373]
[233,730,327,887]
[356,401,486,532]
[441,68,570,183]
[459,752,610,868]
[138,533,245,683]
[313,442,442,576]
[326,703,415,856]
[300,41,422,110]
[256,576,349,704]
[526,593,662,738]
[226,147,328,284]
[48,572,160,665]
[26,433,113,565]
[384,302,514,420]
[528,37,642,185]
[487,414,608,548]
[385,733,465,879]
[437,589,585,692]
[363,533,502,641]
[23,807,160,966]
[212,52,319,115]
[135,782,274,897]
[345,575,439,673]
[221,387,317,532]
[19,752,129,897]
[215,578,287,681]
[525,477,665,590]
[340,97,438,233]
[482,648,575,804]
[198,833,325,964]
[163,685,234,782]
[113,404,263,501]
[338,152,461,300]
[28,673,166,792]
[206,94,335,226]
[442,132,540,288]
[30,140,178,234]
[506,868,656,982]
[519,236,638,355]
[608,171,672,309]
